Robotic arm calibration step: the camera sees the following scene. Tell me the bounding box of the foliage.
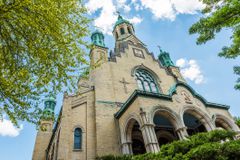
[234,117,240,128]
[97,130,239,160]
[96,155,132,160]
[189,0,240,90]
[0,0,90,125]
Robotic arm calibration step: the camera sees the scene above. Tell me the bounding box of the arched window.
[127,26,132,34]
[74,128,82,149]
[120,27,125,35]
[135,69,159,93]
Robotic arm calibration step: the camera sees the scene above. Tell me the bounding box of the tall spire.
[158,46,174,67]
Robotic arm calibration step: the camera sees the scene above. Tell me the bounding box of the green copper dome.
[91,30,105,47]
[114,15,131,29]
[41,95,56,121]
[158,47,174,67]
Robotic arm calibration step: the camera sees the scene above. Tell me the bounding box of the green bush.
[97,130,240,160]
[96,155,132,160]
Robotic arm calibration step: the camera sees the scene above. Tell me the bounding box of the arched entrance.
[153,110,179,147]
[182,107,214,136]
[125,119,146,155]
[183,112,207,136]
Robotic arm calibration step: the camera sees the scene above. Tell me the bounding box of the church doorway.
[153,112,178,147]
[183,112,207,136]
[126,119,146,155]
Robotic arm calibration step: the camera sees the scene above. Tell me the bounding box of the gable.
[169,82,230,110]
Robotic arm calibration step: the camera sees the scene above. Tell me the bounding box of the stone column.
[121,141,132,154]
[140,109,160,153]
[203,120,215,131]
[175,127,188,140]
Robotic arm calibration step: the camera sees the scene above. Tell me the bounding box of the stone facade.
[32,15,240,160]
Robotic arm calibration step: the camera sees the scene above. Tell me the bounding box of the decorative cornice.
[115,83,230,119]
[168,82,230,110]
[114,90,172,119]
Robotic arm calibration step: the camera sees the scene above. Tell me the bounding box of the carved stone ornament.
[174,95,182,103]
[180,90,192,104]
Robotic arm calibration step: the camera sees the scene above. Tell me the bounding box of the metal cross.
[119,78,130,93]
[157,45,162,53]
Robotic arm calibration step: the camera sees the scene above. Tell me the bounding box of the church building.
[32,15,240,160]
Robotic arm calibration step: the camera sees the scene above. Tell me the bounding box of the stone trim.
[114,90,172,119]
[168,82,230,110]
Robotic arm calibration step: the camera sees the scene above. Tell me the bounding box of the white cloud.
[176,58,205,84]
[176,58,186,68]
[131,0,143,11]
[140,0,175,20]
[85,0,142,34]
[85,0,204,34]
[0,115,23,137]
[172,0,204,14]
[85,0,117,34]
[116,0,131,13]
[139,0,204,20]
[128,16,143,24]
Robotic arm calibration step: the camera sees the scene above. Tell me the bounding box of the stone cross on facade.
[119,78,130,93]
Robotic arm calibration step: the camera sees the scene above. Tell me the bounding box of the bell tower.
[112,14,135,41]
[90,30,108,67]
[40,96,56,131]
[32,96,56,160]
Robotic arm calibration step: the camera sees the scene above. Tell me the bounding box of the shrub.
[97,130,239,160]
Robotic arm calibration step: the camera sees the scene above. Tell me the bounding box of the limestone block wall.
[45,90,96,160]
[32,131,52,160]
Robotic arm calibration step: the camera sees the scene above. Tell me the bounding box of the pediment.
[169,82,229,110]
[115,90,172,119]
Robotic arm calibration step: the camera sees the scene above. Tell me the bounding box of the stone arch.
[72,125,85,133]
[150,106,183,129]
[131,64,162,92]
[123,116,146,155]
[124,115,142,142]
[181,106,215,135]
[131,64,160,81]
[73,126,83,150]
[122,114,142,139]
[215,114,239,132]
[151,106,183,146]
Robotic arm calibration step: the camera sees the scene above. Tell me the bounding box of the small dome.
[91,30,104,40]
[114,15,131,29]
[91,30,105,47]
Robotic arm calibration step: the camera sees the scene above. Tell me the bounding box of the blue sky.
[0,0,240,159]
